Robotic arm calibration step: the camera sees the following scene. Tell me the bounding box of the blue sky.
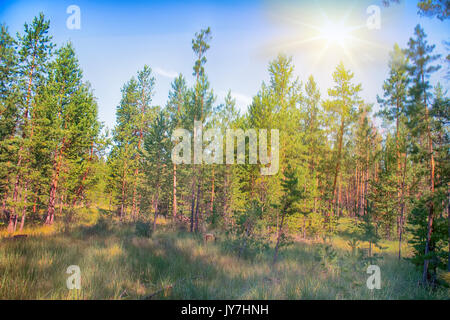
[1,0,449,130]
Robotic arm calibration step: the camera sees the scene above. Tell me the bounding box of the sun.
[318,22,352,47]
[268,10,382,69]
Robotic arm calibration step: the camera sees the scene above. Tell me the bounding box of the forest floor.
[0,208,449,300]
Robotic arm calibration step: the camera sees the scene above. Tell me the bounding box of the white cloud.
[219,90,252,109]
[232,92,252,107]
[154,67,178,79]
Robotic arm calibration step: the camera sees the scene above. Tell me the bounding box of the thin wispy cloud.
[219,90,252,110]
[154,67,178,79]
[232,92,252,107]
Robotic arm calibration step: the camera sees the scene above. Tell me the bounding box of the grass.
[0,212,448,300]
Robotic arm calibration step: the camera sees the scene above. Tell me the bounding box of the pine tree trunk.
[46,139,65,225]
[331,118,345,215]
[120,163,127,220]
[32,193,38,215]
[136,194,141,220]
[314,176,319,214]
[8,182,22,233]
[224,164,230,225]
[190,170,196,233]
[13,214,18,233]
[59,191,65,217]
[1,192,7,215]
[447,185,449,272]
[364,159,369,214]
[10,50,36,221]
[422,76,436,285]
[398,152,408,259]
[337,182,342,217]
[19,210,26,231]
[210,166,215,215]
[153,191,159,232]
[194,177,202,233]
[11,158,23,220]
[273,208,286,265]
[173,163,177,219]
[1,172,10,215]
[19,181,29,231]
[356,164,360,216]
[131,167,139,220]
[303,217,307,239]
[71,142,94,208]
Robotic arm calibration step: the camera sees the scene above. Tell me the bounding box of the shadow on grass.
[1,216,448,300]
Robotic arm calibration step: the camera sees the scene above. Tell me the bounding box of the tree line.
[0,9,448,287]
[0,14,103,233]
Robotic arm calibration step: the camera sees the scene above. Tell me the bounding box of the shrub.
[135,220,152,238]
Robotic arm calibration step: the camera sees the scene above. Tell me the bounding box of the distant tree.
[383,0,449,21]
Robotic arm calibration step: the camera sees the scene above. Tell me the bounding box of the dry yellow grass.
[0,215,448,300]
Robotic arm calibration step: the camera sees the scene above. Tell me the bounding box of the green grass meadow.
[0,209,448,300]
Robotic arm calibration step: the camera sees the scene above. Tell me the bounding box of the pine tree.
[356,201,383,260]
[29,43,100,226]
[7,13,54,232]
[377,43,410,258]
[324,62,362,216]
[407,199,448,286]
[272,165,304,265]
[166,74,188,219]
[186,27,214,233]
[429,83,449,273]
[0,24,19,218]
[130,66,155,220]
[216,91,240,226]
[406,24,441,285]
[110,78,140,220]
[109,67,156,221]
[143,111,171,231]
[303,75,325,215]
[41,43,83,225]
[248,54,303,238]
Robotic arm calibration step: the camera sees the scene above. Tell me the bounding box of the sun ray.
[270,36,325,53]
[340,43,359,70]
[311,41,331,70]
[266,3,386,67]
[346,35,389,50]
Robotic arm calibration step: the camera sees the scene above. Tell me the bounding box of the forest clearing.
[1,206,449,300]
[0,1,449,301]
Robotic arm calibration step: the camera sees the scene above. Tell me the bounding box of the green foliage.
[315,243,339,271]
[0,12,448,294]
[357,203,384,253]
[407,200,448,273]
[135,220,152,238]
